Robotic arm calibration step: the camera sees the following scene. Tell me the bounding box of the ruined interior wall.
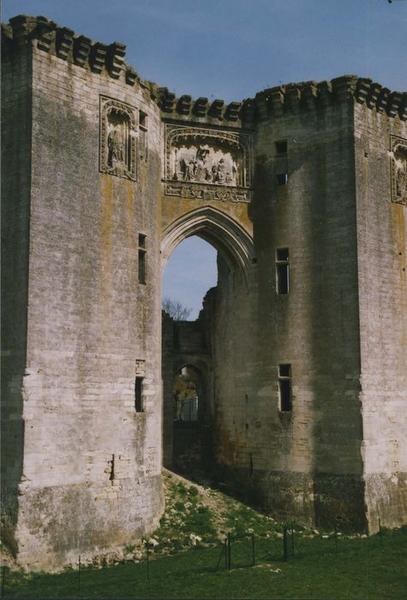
[162,308,213,470]
[11,41,164,570]
[162,312,176,467]
[1,40,32,553]
[247,92,364,528]
[209,253,259,498]
[354,104,407,531]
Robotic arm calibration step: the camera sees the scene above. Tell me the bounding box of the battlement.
[156,87,256,128]
[3,15,405,127]
[2,15,147,90]
[255,77,407,121]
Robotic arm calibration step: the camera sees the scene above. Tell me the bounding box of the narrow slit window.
[276,247,289,294]
[138,234,146,284]
[276,172,288,185]
[278,364,292,412]
[275,140,288,155]
[139,111,148,160]
[135,376,144,412]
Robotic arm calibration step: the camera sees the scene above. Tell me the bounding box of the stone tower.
[2,15,406,570]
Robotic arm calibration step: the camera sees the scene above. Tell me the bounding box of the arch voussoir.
[161,206,255,275]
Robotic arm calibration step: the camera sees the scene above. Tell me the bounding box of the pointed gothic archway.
[160,205,255,276]
[161,206,255,473]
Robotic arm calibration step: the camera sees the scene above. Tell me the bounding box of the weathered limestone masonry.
[1,15,406,570]
[2,16,164,571]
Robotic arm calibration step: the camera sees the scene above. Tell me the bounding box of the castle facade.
[2,15,406,570]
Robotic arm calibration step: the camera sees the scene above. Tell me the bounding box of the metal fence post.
[78,555,81,598]
[146,542,150,582]
[1,565,6,598]
[283,526,288,561]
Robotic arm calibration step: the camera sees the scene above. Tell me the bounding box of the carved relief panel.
[391,136,407,206]
[100,96,137,180]
[164,125,252,202]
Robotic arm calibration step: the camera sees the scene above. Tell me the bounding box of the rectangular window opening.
[139,111,148,131]
[276,247,289,262]
[279,363,291,378]
[138,250,146,284]
[135,376,144,412]
[275,140,288,155]
[276,248,289,294]
[139,113,148,160]
[278,364,292,412]
[138,234,146,284]
[276,172,288,186]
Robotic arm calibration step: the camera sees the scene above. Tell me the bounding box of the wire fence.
[0,521,385,599]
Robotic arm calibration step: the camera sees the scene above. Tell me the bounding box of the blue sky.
[4,0,406,318]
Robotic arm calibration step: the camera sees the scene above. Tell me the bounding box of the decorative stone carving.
[165,125,252,203]
[100,96,137,180]
[391,136,407,206]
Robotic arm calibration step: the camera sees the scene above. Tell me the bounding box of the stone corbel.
[209,99,224,119]
[160,88,176,112]
[376,88,390,113]
[366,83,382,109]
[126,67,139,86]
[177,95,192,116]
[35,17,55,52]
[73,35,92,66]
[90,42,108,74]
[225,102,241,122]
[193,97,208,117]
[354,78,372,104]
[387,92,403,118]
[107,42,126,78]
[56,27,74,60]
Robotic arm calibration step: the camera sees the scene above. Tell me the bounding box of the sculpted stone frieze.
[391,136,407,206]
[100,96,137,180]
[164,125,252,202]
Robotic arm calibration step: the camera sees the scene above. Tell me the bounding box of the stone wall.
[1,37,32,555]
[354,100,407,531]
[2,14,406,571]
[2,16,164,570]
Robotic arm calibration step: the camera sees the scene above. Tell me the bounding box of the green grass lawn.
[2,527,407,599]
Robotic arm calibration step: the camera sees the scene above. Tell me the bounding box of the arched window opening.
[174,366,200,422]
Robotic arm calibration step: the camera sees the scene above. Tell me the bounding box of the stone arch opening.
[161,207,254,479]
[171,364,212,475]
[161,205,255,278]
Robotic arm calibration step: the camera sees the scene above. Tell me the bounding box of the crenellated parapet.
[2,15,149,92]
[155,87,256,128]
[255,76,407,121]
[2,15,405,127]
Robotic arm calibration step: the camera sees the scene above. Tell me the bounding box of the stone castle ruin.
[1,15,406,570]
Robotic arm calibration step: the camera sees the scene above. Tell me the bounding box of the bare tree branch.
[162,297,193,320]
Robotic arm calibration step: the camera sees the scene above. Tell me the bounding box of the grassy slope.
[2,470,407,599]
